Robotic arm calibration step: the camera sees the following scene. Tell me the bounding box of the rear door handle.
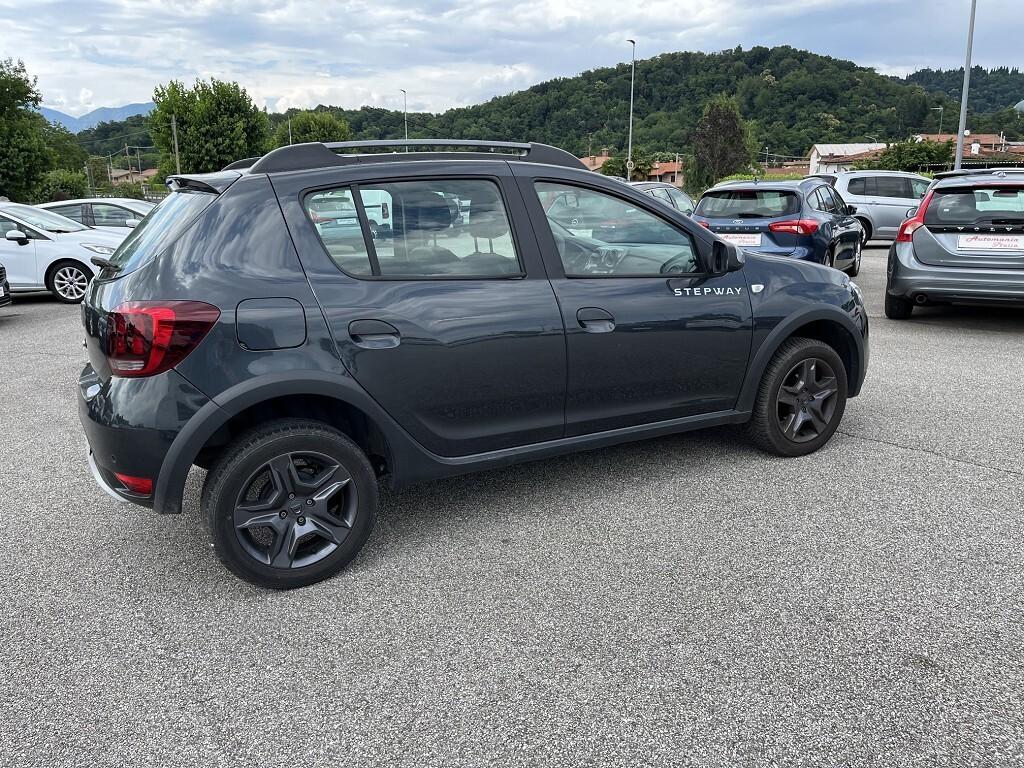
[576,306,615,333]
[348,319,401,349]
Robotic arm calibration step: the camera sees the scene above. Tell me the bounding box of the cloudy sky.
[1,0,1020,117]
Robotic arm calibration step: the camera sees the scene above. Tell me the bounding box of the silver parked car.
[885,168,1024,318]
[809,171,930,243]
[629,181,695,215]
[38,197,155,233]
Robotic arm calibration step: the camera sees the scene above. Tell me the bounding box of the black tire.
[884,292,914,320]
[46,260,91,303]
[845,239,862,277]
[368,221,379,239]
[825,246,836,268]
[202,419,378,589]
[856,218,871,245]
[746,337,848,457]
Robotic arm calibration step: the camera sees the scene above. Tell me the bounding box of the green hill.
[82,46,1023,164]
[902,66,1024,114]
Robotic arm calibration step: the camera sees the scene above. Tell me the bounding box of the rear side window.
[874,177,912,199]
[92,203,134,227]
[108,190,216,274]
[695,190,800,218]
[48,204,85,223]
[847,178,867,195]
[306,179,522,278]
[924,187,1024,226]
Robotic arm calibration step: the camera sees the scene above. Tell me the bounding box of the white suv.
[0,203,126,303]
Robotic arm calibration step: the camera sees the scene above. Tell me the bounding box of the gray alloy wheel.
[775,357,840,443]
[49,263,89,303]
[232,450,357,569]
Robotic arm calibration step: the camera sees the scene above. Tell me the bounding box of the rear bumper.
[887,242,1024,305]
[78,364,212,512]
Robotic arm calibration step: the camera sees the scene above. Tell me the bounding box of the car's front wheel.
[46,260,91,303]
[845,239,862,277]
[203,419,378,589]
[746,338,848,457]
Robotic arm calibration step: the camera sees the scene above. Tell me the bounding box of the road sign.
[625,160,636,171]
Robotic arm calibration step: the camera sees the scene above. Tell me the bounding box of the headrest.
[468,187,509,240]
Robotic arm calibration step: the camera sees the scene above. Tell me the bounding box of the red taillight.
[114,472,153,496]
[769,219,820,236]
[896,190,935,243]
[697,220,710,228]
[105,301,219,378]
[310,211,328,224]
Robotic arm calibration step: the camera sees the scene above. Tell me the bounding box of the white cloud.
[0,0,1019,117]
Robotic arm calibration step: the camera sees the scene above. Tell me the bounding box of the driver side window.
[535,182,700,277]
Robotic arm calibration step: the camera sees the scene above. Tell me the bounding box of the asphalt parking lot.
[2,244,1022,767]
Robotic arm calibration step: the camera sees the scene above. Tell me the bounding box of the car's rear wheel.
[746,338,848,457]
[203,419,378,589]
[826,246,836,268]
[46,260,90,303]
[884,292,914,319]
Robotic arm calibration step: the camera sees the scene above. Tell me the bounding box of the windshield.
[1,203,88,233]
[695,190,800,218]
[106,189,216,274]
[924,186,1024,226]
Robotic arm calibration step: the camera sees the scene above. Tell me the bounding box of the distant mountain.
[40,101,154,132]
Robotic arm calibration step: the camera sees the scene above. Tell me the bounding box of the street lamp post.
[931,106,944,135]
[399,89,409,150]
[627,39,636,181]
[954,0,978,170]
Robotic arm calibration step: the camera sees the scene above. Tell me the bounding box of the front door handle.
[348,319,401,349]
[576,306,615,333]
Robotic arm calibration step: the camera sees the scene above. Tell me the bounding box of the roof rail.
[222,156,260,171]
[933,167,1024,179]
[247,139,586,174]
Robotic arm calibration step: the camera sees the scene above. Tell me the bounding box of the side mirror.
[5,229,28,244]
[846,205,857,215]
[125,218,141,228]
[906,207,918,219]
[712,240,745,274]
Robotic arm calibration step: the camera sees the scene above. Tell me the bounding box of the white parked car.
[38,197,156,234]
[0,203,126,303]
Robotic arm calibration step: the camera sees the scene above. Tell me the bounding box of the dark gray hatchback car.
[79,140,868,588]
[886,168,1024,318]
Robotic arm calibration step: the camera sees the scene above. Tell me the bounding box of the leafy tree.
[0,58,50,201]
[43,122,88,171]
[854,139,953,172]
[687,96,754,190]
[599,149,654,179]
[112,182,145,199]
[150,78,268,174]
[272,110,352,147]
[38,169,88,201]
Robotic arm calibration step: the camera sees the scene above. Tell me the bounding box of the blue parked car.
[692,179,863,276]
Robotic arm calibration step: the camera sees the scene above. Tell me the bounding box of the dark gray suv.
[78,140,869,588]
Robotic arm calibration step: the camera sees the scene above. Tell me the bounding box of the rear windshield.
[695,190,800,218]
[924,186,1024,227]
[107,190,216,274]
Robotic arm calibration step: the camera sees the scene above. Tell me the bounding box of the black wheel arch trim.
[736,305,866,414]
[152,371,409,514]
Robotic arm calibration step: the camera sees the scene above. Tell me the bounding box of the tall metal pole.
[627,39,636,181]
[171,113,181,174]
[288,117,293,145]
[954,0,978,170]
[400,89,409,150]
